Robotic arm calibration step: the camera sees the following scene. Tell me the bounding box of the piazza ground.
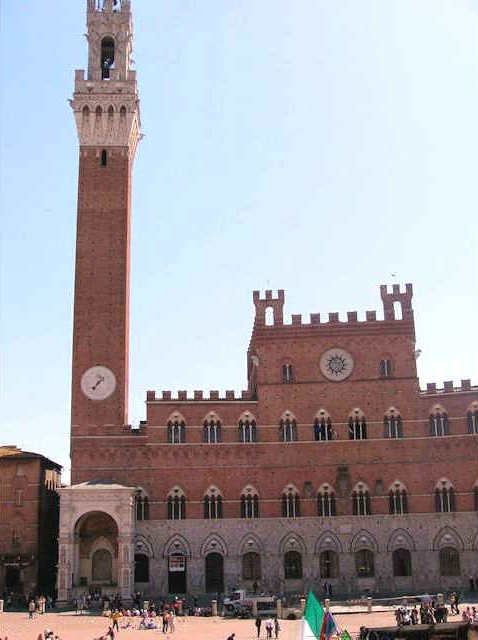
[0,608,472,640]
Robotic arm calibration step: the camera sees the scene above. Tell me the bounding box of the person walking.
[265,618,273,640]
[28,599,36,619]
[274,616,280,639]
[255,616,262,638]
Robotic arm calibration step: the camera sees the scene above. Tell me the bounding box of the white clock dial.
[320,348,354,382]
[81,365,116,400]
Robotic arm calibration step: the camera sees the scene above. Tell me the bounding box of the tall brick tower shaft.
[70,0,140,476]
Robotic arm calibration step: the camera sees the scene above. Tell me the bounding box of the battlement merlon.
[380,283,413,321]
[253,289,285,326]
[252,284,414,328]
[421,379,477,395]
[146,390,255,402]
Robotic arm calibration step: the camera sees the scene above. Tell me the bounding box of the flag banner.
[302,592,325,640]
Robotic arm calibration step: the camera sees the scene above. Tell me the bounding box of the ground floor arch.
[205,552,224,593]
[168,553,187,593]
[57,483,136,603]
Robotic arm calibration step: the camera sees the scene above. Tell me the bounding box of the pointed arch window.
[314,411,333,441]
[388,482,408,515]
[429,407,449,436]
[467,403,478,434]
[135,490,149,521]
[352,484,371,516]
[203,415,221,443]
[349,410,367,440]
[240,487,259,519]
[101,37,115,79]
[167,418,186,444]
[281,486,300,518]
[384,408,403,438]
[282,364,294,384]
[317,484,336,517]
[280,415,297,442]
[203,487,223,519]
[238,416,257,443]
[167,487,186,520]
[435,479,455,513]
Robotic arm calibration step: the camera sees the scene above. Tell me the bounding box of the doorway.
[205,552,224,593]
[168,554,186,593]
[5,566,21,590]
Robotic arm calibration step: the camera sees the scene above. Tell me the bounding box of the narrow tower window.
[101,150,107,166]
[101,37,115,79]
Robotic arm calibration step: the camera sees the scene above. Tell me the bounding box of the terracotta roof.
[0,446,62,470]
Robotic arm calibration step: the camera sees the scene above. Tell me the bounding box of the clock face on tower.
[80,366,116,400]
[320,348,354,382]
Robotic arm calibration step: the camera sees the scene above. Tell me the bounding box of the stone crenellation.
[422,380,475,395]
[146,390,254,402]
[253,284,414,327]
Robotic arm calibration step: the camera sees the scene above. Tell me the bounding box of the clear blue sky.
[1,1,477,482]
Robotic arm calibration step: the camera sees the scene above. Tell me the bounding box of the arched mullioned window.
[435,479,455,513]
[203,414,221,443]
[240,486,259,519]
[388,481,408,515]
[439,547,460,576]
[429,405,449,436]
[379,358,393,378]
[281,485,300,518]
[384,408,403,438]
[82,105,90,119]
[284,550,302,579]
[135,489,149,521]
[317,484,336,517]
[280,413,297,442]
[282,364,294,384]
[238,414,257,443]
[314,410,333,441]
[352,483,371,516]
[101,36,115,79]
[203,487,223,519]
[167,487,186,520]
[167,416,186,444]
[95,105,102,118]
[467,402,478,434]
[349,409,367,440]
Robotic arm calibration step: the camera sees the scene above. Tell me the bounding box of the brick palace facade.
[57,0,478,601]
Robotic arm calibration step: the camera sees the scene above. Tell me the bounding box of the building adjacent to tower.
[57,0,478,602]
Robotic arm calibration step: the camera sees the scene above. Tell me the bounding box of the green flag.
[302,592,325,640]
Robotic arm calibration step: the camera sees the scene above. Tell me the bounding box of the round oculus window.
[319,348,354,382]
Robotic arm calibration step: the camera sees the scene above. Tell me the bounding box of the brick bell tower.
[70,0,141,479]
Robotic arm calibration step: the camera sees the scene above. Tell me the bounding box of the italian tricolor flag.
[302,592,349,640]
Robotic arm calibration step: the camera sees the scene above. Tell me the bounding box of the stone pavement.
[0,608,467,640]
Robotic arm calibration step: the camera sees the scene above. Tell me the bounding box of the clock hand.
[91,375,105,391]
